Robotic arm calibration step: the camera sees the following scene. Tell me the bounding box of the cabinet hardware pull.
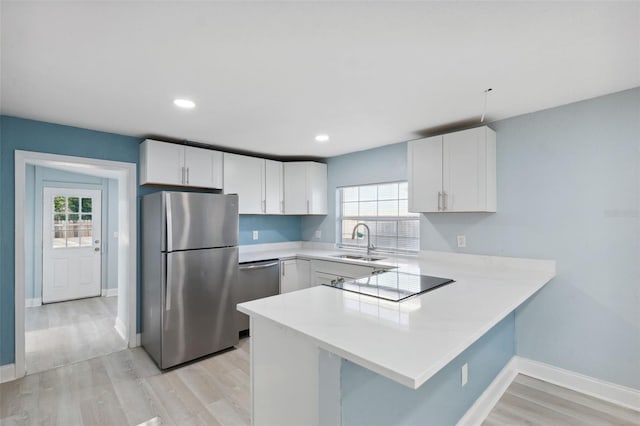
[307,200,310,214]
[443,191,448,210]
[262,200,266,213]
[186,168,189,184]
[281,200,284,214]
[438,192,442,211]
[181,167,185,185]
[282,263,285,276]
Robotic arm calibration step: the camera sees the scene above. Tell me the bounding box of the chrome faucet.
[351,223,375,255]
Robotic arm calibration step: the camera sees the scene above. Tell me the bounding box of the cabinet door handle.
[306,200,310,214]
[282,263,285,276]
[262,200,266,213]
[281,200,284,214]
[443,191,448,210]
[186,168,189,185]
[181,167,185,185]
[438,192,442,211]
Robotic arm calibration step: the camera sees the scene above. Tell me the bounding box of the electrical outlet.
[461,363,468,386]
[456,235,466,248]
[252,230,259,240]
[315,229,322,239]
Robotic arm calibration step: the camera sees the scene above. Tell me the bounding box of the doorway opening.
[14,150,137,380]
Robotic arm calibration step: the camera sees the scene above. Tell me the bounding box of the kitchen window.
[337,182,420,253]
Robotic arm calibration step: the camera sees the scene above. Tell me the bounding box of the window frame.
[336,181,420,254]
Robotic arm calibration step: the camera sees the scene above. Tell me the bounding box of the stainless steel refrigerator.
[141,191,239,369]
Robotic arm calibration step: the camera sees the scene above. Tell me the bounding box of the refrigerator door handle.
[165,193,173,252]
[165,255,172,311]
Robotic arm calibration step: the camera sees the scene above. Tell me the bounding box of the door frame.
[14,150,137,379]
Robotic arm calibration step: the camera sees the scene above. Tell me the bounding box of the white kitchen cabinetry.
[408,126,496,213]
[280,259,311,294]
[265,160,284,214]
[224,154,285,215]
[224,153,265,214]
[140,139,223,189]
[283,162,327,215]
[311,259,385,286]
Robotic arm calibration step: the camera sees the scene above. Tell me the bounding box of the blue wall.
[0,116,305,366]
[239,215,301,245]
[341,314,514,425]
[304,87,640,390]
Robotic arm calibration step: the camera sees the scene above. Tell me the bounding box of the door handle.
[443,191,448,210]
[438,192,442,211]
[181,166,185,185]
[186,168,190,185]
[306,200,310,214]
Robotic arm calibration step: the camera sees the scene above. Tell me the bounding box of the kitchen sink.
[332,254,385,262]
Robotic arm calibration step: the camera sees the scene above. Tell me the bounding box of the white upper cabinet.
[408,126,496,213]
[265,159,284,214]
[140,139,223,189]
[283,162,327,215]
[224,153,265,214]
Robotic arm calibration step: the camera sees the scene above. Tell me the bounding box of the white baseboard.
[114,316,127,342]
[0,363,16,384]
[101,288,118,297]
[459,356,640,425]
[516,357,640,411]
[25,298,41,308]
[457,357,519,426]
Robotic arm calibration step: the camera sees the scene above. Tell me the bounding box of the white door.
[42,188,102,303]
[184,145,224,189]
[223,153,265,214]
[283,162,308,214]
[265,159,284,214]
[408,135,443,212]
[443,127,487,212]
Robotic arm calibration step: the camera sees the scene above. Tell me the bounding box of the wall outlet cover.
[457,235,466,248]
[314,230,322,239]
[252,230,259,240]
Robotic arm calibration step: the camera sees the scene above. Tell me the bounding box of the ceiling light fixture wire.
[480,88,493,123]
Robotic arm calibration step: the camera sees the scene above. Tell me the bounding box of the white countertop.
[237,243,556,389]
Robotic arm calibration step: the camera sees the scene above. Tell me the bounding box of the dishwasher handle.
[239,261,279,271]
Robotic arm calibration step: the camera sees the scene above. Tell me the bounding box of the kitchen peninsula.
[238,249,555,425]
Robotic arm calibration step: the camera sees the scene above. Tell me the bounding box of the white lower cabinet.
[280,258,311,294]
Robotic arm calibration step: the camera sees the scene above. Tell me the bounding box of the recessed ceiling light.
[173,98,196,109]
[315,134,330,143]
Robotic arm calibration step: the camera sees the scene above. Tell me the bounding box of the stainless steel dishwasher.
[236,259,280,333]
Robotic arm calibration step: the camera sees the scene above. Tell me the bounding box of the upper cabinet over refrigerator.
[408,126,496,213]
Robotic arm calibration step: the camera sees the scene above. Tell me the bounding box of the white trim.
[14,150,138,381]
[114,316,127,342]
[25,298,42,308]
[0,363,16,384]
[101,288,118,297]
[458,356,640,425]
[457,357,519,426]
[516,357,640,412]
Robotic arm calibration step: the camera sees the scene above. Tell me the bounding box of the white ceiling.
[1,1,638,158]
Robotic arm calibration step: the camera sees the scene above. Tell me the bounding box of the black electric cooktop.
[323,271,455,302]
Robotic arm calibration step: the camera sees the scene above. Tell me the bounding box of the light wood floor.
[1,338,250,425]
[26,296,127,375]
[483,374,640,426]
[5,334,639,426]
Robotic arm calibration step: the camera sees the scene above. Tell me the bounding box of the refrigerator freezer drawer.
[161,246,239,368]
